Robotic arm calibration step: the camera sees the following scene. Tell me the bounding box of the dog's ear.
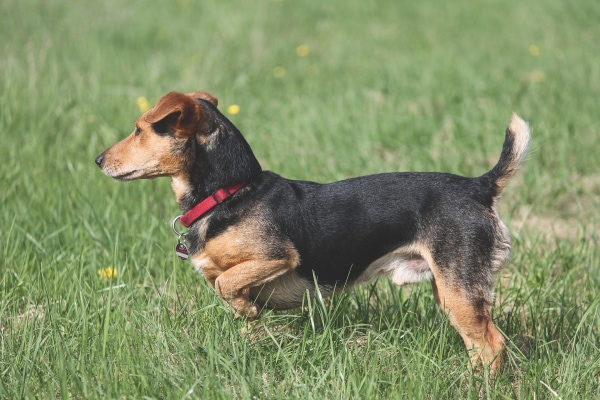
[144,92,201,137]
[185,91,219,107]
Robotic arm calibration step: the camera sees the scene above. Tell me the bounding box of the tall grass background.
[1,0,599,398]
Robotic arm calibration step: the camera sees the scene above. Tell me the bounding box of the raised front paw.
[230,296,260,320]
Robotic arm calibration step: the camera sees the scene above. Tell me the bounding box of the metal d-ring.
[172,215,188,237]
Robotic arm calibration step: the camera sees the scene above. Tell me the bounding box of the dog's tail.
[483,113,530,198]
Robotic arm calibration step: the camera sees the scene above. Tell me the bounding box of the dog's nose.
[95,153,104,168]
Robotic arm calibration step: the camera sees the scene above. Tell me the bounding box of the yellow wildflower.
[528,45,540,56]
[296,44,310,57]
[273,66,286,78]
[227,104,240,115]
[98,267,117,281]
[136,96,150,113]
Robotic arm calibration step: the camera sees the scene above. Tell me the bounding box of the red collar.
[179,182,247,227]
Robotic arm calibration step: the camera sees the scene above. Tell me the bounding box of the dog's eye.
[134,127,141,136]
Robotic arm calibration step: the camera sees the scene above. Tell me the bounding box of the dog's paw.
[237,304,259,320]
[230,297,260,320]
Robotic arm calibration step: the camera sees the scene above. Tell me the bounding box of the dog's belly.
[356,250,433,286]
[249,271,333,311]
[250,250,432,311]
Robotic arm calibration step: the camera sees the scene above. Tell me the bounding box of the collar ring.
[172,215,187,237]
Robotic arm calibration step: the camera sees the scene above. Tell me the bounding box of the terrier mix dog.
[95,91,529,372]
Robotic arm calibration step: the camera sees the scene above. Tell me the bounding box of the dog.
[95,91,529,372]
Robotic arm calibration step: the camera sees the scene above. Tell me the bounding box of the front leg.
[198,219,300,319]
[215,258,296,318]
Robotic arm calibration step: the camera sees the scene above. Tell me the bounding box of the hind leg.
[431,275,505,373]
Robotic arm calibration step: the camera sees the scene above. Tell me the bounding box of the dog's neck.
[173,107,262,212]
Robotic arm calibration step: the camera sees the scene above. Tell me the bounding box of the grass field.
[1,0,599,398]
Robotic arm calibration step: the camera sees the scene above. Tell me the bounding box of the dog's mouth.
[101,167,142,181]
[113,170,139,181]
[99,158,166,181]
[109,167,166,181]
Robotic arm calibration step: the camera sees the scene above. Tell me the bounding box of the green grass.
[1,0,599,398]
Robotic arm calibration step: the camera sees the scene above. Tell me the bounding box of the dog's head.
[95,91,219,181]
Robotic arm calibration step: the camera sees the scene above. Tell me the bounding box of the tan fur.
[431,274,505,372]
[196,218,300,318]
[170,174,191,204]
[144,92,202,137]
[97,92,217,180]
[99,118,186,180]
[494,113,530,193]
[185,91,218,107]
